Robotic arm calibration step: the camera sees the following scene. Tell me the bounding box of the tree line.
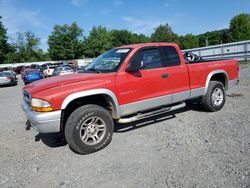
[0,13,250,64]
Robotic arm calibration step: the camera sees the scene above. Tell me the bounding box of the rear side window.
[64,67,72,70]
[135,48,162,69]
[160,46,181,67]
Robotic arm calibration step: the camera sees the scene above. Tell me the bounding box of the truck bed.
[187,59,239,92]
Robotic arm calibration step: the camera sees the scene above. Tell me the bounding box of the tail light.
[7,76,14,80]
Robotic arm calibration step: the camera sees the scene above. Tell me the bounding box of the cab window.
[135,48,162,69]
[160,46,181,67]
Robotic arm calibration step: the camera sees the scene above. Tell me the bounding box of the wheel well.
[210,73,228,89]
[60,94,117,131]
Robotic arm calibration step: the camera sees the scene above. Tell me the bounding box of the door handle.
[161,73,169,78]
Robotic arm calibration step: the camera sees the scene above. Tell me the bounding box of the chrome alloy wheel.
[79,116,106,145]
[212,88,224,106]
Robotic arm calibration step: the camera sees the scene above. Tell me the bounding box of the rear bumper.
[0,80,12,85]
[0,79,16,86]
[21,101,61,133]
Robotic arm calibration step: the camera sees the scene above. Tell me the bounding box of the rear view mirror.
[125,59,143,72]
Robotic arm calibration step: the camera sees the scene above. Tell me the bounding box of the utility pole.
[205,37,209,46]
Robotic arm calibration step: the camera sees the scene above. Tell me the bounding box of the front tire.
[202,81,226,112]
[65,104,114,154]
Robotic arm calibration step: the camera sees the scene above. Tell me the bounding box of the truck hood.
[24,73,116,94]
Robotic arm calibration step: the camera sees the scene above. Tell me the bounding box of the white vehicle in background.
[0,71,17,86]
[43,65,55,77]
[43,63,63,77]
[52,66,74,76]
[3,70,17,80]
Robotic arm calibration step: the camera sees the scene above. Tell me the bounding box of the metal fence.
[0,58,94,68]
[182,40,250,61]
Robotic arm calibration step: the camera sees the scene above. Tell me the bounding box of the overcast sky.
[0,0,249,50]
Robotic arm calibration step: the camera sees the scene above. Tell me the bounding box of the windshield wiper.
[84,68,102,73]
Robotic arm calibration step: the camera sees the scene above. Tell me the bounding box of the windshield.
[0,72,12,77]
[26,70,39,75]
[84,48,131,73]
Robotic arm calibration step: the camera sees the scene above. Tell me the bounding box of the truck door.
[158,46,190,103]
[116,47,174,116]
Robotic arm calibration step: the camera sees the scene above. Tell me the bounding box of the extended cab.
[21,43,239,154]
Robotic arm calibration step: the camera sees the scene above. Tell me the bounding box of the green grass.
[239,60,250,65]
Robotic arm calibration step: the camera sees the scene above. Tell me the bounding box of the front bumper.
[21,101,61,133]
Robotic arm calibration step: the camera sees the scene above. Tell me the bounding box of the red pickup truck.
[22,43,239,154]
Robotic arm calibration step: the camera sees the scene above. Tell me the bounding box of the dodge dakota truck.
[22,43,239,154]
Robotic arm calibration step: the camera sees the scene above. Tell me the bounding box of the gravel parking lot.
[0,65,249,188]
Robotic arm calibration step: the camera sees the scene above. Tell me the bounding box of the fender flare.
[204,69,229,95]
[61,89,121,118]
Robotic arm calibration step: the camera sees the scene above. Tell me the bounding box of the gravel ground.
[0,65,249,188]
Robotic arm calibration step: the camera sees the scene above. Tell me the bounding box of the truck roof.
[117,42,178,49]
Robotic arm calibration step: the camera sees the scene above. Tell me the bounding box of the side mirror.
[126,59,143,72]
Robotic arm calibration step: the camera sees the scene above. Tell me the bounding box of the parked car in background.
[30,64,37,69]
[0,71,17,86]
[21,66,33,79]
[21,68,29,80]
[13,65,24,75]
[3,70,17,81]
[0,66,14,73]
[43,65,54,77]
[43,63,63,77]
[66,60,79,71]
[52,66,74,76]
[67,60,78,67]
[23,69,43,85]
[0,67,7,72]
[77,66,86,73]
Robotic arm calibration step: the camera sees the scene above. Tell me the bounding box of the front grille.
[23,90,31,107]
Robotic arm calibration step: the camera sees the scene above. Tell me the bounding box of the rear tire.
[202,81,226,112]
[65,104,114,154]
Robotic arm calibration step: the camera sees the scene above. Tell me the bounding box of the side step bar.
[117,102,186,124]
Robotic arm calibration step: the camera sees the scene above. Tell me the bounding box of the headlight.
[31,98,53,112]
